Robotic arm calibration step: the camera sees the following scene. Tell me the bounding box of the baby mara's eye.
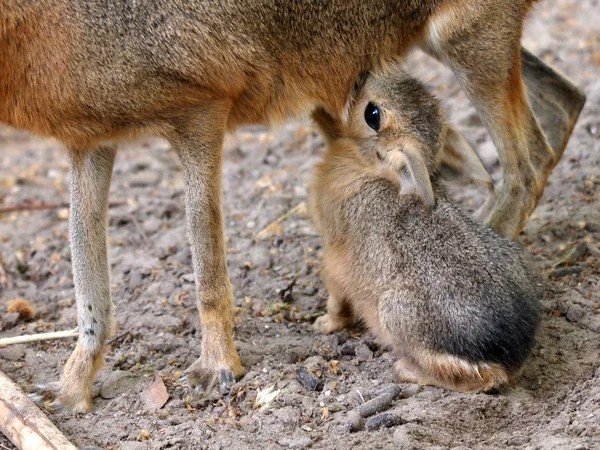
[364,102,381,131]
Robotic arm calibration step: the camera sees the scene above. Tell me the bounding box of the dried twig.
[255,201,307,240]
[356,389,365,404]
[130,213,150,246]
[0,200,126,214]
[278,277,297,303]
[254,386,281,411]
[106,330,131,345]
[0,371,78,450]
[0,328,78,348]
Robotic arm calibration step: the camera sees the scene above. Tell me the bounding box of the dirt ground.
[1,1,599,449]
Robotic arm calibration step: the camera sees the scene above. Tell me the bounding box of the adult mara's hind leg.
[521,47,586,162]
[421,0,557,238]
[31,146,117,413]
[167,103,244,395]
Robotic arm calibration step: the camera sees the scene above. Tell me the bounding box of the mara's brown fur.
[4,0,580,411]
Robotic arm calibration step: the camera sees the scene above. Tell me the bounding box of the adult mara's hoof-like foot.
[29,381,91,414]
[29,344,106,413]
[482,173,539,240]
[181,354,245,395]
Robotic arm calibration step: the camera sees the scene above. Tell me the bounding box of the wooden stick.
[0,329,78,348]
[0,200,126,214]
[255,201,307,240]
[0,371,78,450]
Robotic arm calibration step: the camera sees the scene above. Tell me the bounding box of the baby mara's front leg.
[314,292,355,334]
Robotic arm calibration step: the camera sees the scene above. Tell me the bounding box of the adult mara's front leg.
[31,146,117,413]
[167,103,245,394]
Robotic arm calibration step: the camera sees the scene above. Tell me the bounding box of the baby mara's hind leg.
[378,287,512,393]
[394,350,512,394]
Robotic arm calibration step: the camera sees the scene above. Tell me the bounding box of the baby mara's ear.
[385,147,435,212]
[312,107,343,144]
[439,127,494,193]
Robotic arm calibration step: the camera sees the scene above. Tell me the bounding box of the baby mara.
[310,71,540,393]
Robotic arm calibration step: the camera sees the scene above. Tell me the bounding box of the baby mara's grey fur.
[311,71,540,392]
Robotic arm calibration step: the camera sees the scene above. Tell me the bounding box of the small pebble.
[548,266,582,278]
[566,304,585,323]
[343,410,365,433]
[2,312,20,330]
[339,343,356,356]
[336,330,349,345]
[554,242,588,266]
[129,171,161,187]
[416,387,442,402]
[0,346,25,361]
[570,242,589,261]
[393,425,419,449]
[57,298,75,308]
[355,343,374,361]
[366,413,404,431]
[278,432,313,449]
[364,340,379,352]
[507,435,530,446]
[100,370,139,399]
[119,443,147,450]
[583,221,600,233]
[181,273,195,283]
[296,366,323,391]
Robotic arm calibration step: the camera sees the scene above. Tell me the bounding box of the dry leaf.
[254,385,281,411]
[259,222,285,237]
[7,298,36,320]
[256,174,273,189]
[57,208,69,220]
[184,394,196,412]
[140,375,169,410]
[137,430,151,441]
[296,202,308,216]
[328,360,340,375]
